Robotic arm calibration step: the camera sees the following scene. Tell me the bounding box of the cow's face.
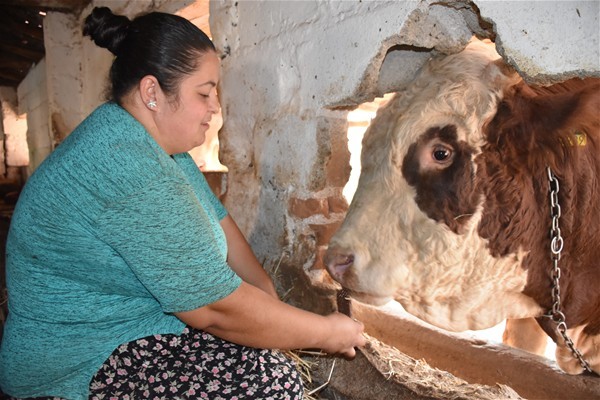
[325,40,542,331]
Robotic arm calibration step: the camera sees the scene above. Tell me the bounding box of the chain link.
[546,167,592,373]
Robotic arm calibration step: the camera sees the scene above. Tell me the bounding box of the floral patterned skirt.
[89,326,303,399]
[4,327,303,400]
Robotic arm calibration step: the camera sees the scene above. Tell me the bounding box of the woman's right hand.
[319,312,367,359]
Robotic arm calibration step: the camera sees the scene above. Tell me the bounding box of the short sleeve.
[173,153,228,221]
[96,176,242,313]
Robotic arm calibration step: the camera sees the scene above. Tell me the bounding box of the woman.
[0,7,365,400]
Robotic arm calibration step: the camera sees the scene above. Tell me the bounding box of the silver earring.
[147,100,157,109]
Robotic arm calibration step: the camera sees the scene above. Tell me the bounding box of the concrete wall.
[17,59,50,177]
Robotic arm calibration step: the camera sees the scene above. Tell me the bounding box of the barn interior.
[0,1,599,399]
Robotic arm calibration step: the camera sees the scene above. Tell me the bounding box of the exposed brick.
[327,195,349,214]
[309,221,342,246]
[310,245,328,271]
[288,197,329,219]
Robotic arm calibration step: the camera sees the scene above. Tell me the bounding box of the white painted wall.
[0,87,29,175]
[17,59,50,176]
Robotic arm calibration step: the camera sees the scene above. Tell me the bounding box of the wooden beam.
[0,0,90,11]
[0,42,42,62]
[352,301,600,400]
[0,69,26,87]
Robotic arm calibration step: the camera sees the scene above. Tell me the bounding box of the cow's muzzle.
[324,247,354,283]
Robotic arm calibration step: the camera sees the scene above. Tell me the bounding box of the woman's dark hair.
[83,7,216,104]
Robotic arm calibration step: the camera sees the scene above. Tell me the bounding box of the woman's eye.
[432,146,452,162]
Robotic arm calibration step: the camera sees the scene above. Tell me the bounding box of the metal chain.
[546,167,593,373]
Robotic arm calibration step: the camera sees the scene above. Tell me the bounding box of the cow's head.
[325,39,543,331]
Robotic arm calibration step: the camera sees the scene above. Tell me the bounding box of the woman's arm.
[220,215,278,298]
[175,281,366,357]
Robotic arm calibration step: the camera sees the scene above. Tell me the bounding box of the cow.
[324,38,600,375]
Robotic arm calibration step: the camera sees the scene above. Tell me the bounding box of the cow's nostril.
[326,253,354,280]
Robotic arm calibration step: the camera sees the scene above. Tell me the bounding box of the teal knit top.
[0,103,242,399]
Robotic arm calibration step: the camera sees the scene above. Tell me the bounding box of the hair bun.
[83,7,131,56]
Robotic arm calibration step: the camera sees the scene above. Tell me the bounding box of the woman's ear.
[140,75,159,111]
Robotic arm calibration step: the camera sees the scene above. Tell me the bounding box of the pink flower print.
[105,378,113,385]
[180,375,190,382]
[117,368,127,376]
[211,367,219,374]
[156,384,165,393]
[148,376,155,383]
[224,372,232,380]
[284,382,291,389]
[207,380,220,391]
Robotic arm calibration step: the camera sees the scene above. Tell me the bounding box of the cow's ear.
[482,58,521,92]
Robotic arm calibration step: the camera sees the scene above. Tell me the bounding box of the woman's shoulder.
[32,103,175,200]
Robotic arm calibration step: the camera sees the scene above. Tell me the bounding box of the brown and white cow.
[325,38,600,375]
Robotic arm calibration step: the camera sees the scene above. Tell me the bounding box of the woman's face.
[155,51,221,154]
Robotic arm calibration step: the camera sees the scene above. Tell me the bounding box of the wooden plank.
[352,300,600,400]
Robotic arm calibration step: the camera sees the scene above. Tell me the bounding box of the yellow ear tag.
[565,130,587,147]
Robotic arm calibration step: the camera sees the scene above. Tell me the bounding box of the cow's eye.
[432,146,452,162]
